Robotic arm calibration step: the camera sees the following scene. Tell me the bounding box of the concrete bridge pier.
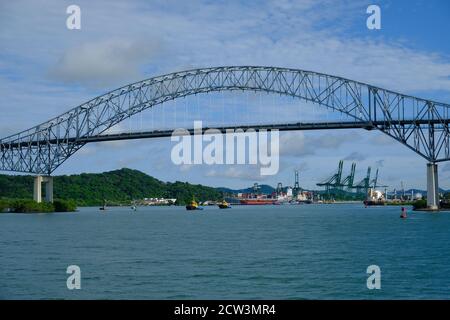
[426,163,439,210]
[33,175,53,203]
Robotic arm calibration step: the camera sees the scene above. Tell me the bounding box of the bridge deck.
[1,119,449,149]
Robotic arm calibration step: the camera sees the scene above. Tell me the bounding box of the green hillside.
[0,168,222,206]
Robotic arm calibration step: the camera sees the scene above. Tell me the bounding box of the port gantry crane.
[276,182,283,196]
[353,167,372,194]
[317,161,388,195]
[276,170,303,197]
[351,167,389,194]
[341,162,356,191]
[371,168,388,189]
[293,170,301,197]
[316,160,344,192]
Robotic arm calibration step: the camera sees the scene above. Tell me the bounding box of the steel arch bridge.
[2,65,450,174]
[1,66,450,207]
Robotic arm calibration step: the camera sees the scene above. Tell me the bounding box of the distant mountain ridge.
[0,168,222,206]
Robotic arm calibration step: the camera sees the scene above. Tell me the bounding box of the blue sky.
[0,0,449,190]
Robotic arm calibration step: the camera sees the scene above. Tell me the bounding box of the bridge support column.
[426,163,439,210]
[33,175,54,203]
[45,176,54,203]
[33,175,43,203]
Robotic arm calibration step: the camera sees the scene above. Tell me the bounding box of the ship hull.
[186,206,203,210]
[364,200,386,206]
[240,199,276,205]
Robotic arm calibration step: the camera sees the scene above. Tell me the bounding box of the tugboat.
[218,200,231,209]
[100,199,107,211]
[186,197,203,211]
[131,201,137,212]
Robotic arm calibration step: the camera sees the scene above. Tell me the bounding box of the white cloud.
[443,163,450,172]
[375,159,385,168]
[179,164,193,172]
[205,165,267,181]
[49,38,161,87]
[279,130,361,156]
[369,133,397,146]
[4,0,448,94]
[344,151,367,161]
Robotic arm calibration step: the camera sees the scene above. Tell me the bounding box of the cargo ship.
[363,188,386,206]
[233,182,314,205]
[232,183,277,205]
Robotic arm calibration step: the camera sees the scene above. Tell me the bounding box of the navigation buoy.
[400,207,407,219]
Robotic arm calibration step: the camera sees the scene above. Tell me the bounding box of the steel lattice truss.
[1,66,449,174]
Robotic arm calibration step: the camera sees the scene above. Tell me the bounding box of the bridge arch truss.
[1,66,449,175]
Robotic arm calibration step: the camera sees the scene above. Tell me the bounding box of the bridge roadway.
[2,119,449,148]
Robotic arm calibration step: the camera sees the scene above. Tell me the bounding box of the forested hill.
[0,168,223,206]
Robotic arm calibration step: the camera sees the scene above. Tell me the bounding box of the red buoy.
[400,207,407,219]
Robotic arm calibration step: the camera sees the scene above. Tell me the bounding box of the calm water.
[1,204,449,300]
